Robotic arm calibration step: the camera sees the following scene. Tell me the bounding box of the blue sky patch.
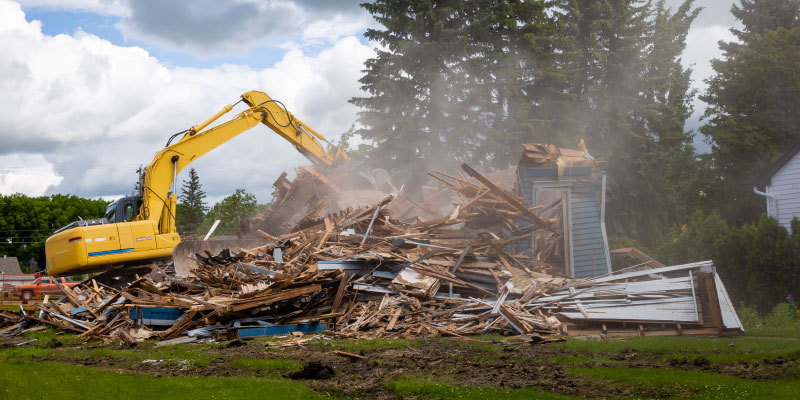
[22,7,287,69]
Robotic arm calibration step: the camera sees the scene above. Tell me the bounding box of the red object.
[12,277,78,301]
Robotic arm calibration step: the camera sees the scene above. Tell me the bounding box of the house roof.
[0,257,22,274]
[517,140,604,181]
[758,140,800,188]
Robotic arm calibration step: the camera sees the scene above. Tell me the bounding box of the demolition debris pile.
[1,145,744,344]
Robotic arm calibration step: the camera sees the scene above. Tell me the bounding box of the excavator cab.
[104,196,143,223]
[46,194,180,277]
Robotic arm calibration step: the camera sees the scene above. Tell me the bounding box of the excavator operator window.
[105,202,116,222]
[123,202,134,222]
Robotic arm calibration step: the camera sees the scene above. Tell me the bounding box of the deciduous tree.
[199,189,264,236]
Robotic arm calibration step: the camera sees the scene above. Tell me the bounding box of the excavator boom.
[46,90,346,276]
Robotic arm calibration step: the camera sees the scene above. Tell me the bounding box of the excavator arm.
[140,90,347,233]
[241,91,347,167]
[46,90,346,276]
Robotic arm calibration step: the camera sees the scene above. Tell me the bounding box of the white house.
[755,142,800,230]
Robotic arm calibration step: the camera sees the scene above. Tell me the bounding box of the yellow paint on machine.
[45,90,346,277]
[46,220,178,276]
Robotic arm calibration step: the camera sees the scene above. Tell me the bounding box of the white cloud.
[17,0,373,57]
[0,0,374,201]
[683,24,738,90]
[0,6,171,148]
[682,22,738,149]
[0,154,62,196]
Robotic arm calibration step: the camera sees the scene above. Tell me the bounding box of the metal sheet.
[234,322,327,338]
[715,274,744,331]
[317,260,369,271]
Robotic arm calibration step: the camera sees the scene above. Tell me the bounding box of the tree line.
[346,0,800,309]
[348,0,702,242]
[0,168,266,269]
[0,194,108,270]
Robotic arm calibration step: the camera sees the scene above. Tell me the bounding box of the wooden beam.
[461,163,553,231]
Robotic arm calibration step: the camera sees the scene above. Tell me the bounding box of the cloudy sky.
[0,0,738,204]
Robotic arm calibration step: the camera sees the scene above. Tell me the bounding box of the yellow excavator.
[45,90,347,277]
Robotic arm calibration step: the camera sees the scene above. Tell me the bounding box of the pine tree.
[730,0,800,42]
[553,0,700,241]
[352,0,567,175]
[643,0,705,224]
[466,0,571,168]
[701,0,800,224]
[177,168,208,235]
[351,0,487,199]
[352,0,700,242]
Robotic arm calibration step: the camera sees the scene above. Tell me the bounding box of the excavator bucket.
[172,238,267,278]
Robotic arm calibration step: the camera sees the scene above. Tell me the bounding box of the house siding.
[516,171,611,279]
[767,151,800,230]
[570,183,610,278]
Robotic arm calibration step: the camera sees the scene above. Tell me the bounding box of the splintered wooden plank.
[315,218,335,251]
[332,272,351,313]
[158,310,197,339]
[386,308,402,331]
[229,285,322,312]
[333,350,366,360]
[498,305,532,335]
[461,163,553,230]
[53,279,82,308]
[256,229,278,241]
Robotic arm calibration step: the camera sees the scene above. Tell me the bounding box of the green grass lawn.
[568,367,800,399]
[0,359,324,400]
[2,325,799,399]
[550,332,800,365]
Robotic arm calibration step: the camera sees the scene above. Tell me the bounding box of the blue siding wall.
[569,184,609,278]
[516,170,610,278]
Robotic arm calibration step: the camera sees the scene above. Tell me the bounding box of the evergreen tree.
[730,0,800,42]
[555,0,700,240]
[466,0,571,168]
[634,0,704,232]
[351,0,472,196]
[352,0,700,242]
[701,0,800,224]
[177,168,208,235]
[352,0,571,177]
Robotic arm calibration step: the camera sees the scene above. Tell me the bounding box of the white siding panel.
[767,196,778,219]
[771,151,800,183]
[770,170,800,181]
[768,151,800,230]
[767,183,800,193]
[774,200,800,210]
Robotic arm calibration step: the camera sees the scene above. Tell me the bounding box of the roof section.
[518,140,604,181]
[0,257,22,274]
[758,140,800,187]
[520,142,593,165]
